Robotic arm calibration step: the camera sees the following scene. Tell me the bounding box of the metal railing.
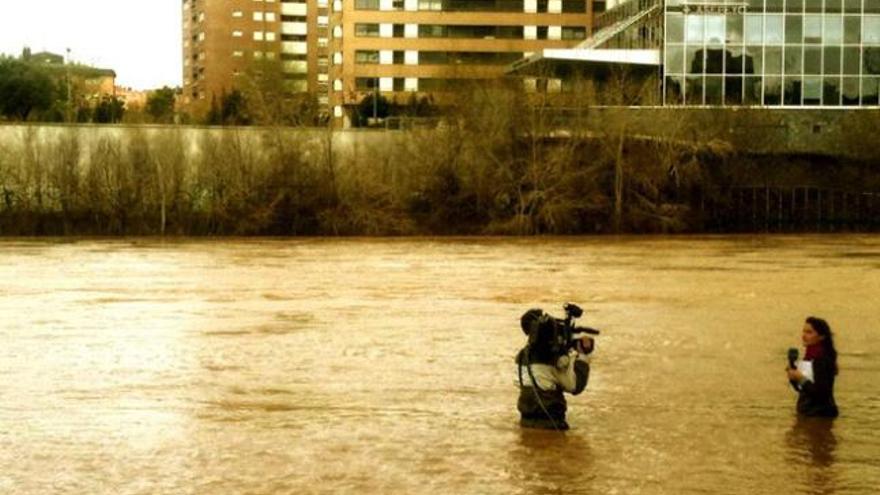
[580,0,662,49]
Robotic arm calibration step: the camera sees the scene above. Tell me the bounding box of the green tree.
[240,59,324,126]
[221,90,251,125]
[0,57,56,120]
[206,94,221,125]
[354,93,390,127]
[399,94,437,118]
[204,90,251,126]
[146,86,177,123]
[93,96,125,123]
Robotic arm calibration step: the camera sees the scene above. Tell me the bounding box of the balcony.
[282,22,308,36]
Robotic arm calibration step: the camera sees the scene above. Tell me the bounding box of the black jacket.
[796,355,839,418]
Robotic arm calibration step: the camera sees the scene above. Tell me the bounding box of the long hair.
[806,316,838,375]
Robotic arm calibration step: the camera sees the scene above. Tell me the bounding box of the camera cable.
[518,345,564,432]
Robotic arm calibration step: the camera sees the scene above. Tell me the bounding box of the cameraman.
[515,309,593,431]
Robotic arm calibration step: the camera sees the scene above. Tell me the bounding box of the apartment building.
[181,0,331,115]
[328,0,600,126]
[24,50,117,101]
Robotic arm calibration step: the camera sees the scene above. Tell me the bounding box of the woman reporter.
[786,317,839,418]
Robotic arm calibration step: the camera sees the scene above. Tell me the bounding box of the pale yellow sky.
[0,0,182,90]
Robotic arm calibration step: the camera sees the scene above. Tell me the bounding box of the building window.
[355,77,378,90]
[254,31,265,40]
[233,30,243,37]
[561,0,586,13]
[355,23,380,37]
[419,25,445,37]
[420,52,448,64]
[356,0,380,8]
[265,12,276,22]
[419,51,523,65]
[254,12,264,21]
[232,10,244,17]
[865,16,880,43]
[356,50,380,63]
[418,0,441,10]
[561,27,587,40]
[233,50,244,57]
[266,31,277,41]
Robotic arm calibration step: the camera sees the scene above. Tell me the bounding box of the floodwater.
[1,236,879,494]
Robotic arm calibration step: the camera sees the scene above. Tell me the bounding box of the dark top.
[796,355,839,418]
[515,349,590,430]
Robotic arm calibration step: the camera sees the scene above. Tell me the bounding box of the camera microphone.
[787,347,799,369]
[572,327,600,337]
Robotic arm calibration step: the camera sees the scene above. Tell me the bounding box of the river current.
[1,236,878,494]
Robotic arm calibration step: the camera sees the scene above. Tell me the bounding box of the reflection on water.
[509,429,595,495]
[787,418,838,467]
[786,418,839,495]
[1,236,879,494]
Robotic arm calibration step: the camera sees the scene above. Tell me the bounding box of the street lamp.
[65,48,72,123]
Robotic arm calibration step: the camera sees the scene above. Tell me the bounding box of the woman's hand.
[576,337,594,355]
[787,368,804,382]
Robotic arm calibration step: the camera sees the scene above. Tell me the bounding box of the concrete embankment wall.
[554,107,874,157]
[0,124,403,168]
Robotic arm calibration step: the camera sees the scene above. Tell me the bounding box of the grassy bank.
[1,98,879,236]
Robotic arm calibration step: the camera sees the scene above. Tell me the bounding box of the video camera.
[520,303,600,364]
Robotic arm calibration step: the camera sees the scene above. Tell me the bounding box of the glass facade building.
[663,0,880,105]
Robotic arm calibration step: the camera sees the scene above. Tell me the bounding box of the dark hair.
[520,308,544,336]
[518,309,561,365]
[806,316,838,374]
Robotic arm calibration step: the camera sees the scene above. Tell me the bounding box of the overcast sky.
[0,0,182,90]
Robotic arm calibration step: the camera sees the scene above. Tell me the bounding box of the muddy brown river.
[1,236,878,494]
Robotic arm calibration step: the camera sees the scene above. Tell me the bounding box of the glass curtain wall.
[664,0,880,105]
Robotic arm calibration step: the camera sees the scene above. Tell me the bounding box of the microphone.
[787,347,800,391]
[787,348,799,369]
